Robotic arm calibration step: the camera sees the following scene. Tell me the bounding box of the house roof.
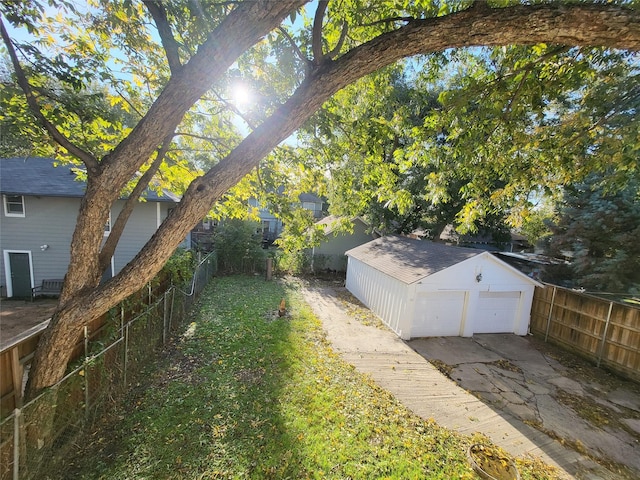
[0,157,179,202]
[315,215,368,236]
[299,192,323,204]
[346,235,482,284]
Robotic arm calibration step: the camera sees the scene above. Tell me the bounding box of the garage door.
[476,291,521,333]
[412,291,466,337]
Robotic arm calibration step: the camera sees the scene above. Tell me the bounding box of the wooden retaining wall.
[530,284,640,382]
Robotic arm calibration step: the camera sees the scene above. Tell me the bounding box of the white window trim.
[105,256,115,278]
[3,194,25,217]
[104,210,111,236]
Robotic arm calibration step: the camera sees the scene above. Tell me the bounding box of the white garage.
[345,235,542,339]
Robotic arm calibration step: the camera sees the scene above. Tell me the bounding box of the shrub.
[160,247,196,286]
[214,219,267,274]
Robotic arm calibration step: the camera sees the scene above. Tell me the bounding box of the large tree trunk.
[25,2,640,399]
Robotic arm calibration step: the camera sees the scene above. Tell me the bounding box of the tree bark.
[25,2,640,398]
[25,0,308,397]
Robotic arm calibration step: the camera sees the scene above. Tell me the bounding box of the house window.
[3,195,25,217]
[104,211,111,236]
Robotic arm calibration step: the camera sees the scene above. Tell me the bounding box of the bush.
[160,248,196,286]
[273,248,311,275]
[214,219,267,274]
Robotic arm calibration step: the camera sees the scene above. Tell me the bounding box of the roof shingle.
[0,157,178,201]
[345,235,481,285]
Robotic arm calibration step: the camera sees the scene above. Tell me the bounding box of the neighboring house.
[345,235,542,340]
[249,197,281,244]
[250,192,326,245]
[309,216,375,272]
[298,193,325,220]
[0,157,180,298]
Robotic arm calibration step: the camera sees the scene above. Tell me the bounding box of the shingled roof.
[0,157,179,202]
[345,235,482,285]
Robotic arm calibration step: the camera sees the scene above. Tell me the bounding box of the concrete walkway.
[299,281,635,480]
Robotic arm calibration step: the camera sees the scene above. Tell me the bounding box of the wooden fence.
[530,284,640,382]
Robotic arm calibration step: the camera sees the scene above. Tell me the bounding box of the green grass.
[59,276,560,479]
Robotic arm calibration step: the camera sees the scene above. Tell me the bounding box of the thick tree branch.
[81,1,640,316]
[103,3,640,303]
[143,0,183,74]
[98,135,173,272]
[312,0,328,65]
[57,0,307,310]
[99,0,308,190]
[0,18,99,172]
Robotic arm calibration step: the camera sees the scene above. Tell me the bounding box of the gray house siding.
[1,196,176,297]
[1,196,77,294]
[111,200,161,273]
[312,218,373,272]
[1,157,180,298]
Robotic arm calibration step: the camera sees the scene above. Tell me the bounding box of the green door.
[8,252,32,298]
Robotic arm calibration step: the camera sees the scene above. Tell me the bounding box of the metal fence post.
[163,291,168,345]
[545,286,557,342]
[597,301,614,367]
[169,287,175,331]
[84,326,90,420]
[13,408,21,480]
[124,322,129,387]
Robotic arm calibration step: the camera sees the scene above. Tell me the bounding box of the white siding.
[475,291,521,333]
[414,253,536,337]
[346,249,539,339]
[346,257,412,338]
[412,291,466,337]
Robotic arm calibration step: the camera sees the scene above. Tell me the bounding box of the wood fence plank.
[531,283,640,382]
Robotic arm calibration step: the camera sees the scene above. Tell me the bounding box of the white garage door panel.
[476,291,520,333]
[413,291,465,337]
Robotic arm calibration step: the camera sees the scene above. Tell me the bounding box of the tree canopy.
[294,44,639,244]
[1,0,639,398]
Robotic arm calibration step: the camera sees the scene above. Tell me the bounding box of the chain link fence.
[0,252,217,480]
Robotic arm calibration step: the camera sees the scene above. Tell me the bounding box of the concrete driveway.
[410,335,640,479]
[299,279,640,480]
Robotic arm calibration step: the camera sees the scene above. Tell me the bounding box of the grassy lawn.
[61,276,559,479]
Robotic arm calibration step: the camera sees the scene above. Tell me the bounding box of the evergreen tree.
[547,176,640,293]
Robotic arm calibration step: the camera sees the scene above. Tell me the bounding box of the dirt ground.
[0,298,57,348]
